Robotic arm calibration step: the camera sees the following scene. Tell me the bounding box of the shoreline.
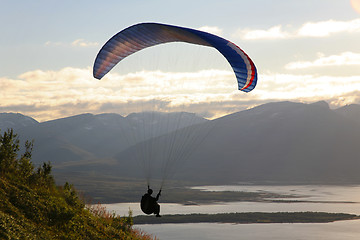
[133,212,360,225]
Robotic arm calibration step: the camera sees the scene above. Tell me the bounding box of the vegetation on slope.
[0,129,154,240]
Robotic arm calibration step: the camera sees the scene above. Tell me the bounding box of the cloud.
[45,39,99,47]
[235,18,360,40]
[0,68,236,121]
[71,39,99,47]
[297,19,360,37]
[237,25,289,40]
[285,52,360,69]
[255,73,360,106]
[197,26,223,35]
[2,67,360,122]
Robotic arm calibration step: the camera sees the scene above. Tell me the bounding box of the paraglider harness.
[141,186,161,216]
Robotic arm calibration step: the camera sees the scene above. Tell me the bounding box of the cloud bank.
[1,67,360,122]
[285,52,360,69]
[236,18,360,40]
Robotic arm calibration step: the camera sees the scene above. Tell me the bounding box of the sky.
[1,0,360,121]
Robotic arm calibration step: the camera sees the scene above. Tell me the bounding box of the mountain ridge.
[2,101,360,188]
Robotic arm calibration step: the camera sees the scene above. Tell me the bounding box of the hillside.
[0,129,154,239]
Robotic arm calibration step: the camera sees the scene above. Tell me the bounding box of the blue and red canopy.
[93,23,257,92]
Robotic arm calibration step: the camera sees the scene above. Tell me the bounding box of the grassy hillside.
[0,129,154,240]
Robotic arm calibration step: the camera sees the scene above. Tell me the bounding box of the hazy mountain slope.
[2,101,360,185]
[0,113,38,131]
[335,104,360,125]
[111,101,360,184]
[1,112,207,170]
[183,101,360,183]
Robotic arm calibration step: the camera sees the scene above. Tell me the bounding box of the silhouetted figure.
[141,186,161,217]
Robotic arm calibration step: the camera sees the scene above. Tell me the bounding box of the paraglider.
[141,186,162,217]
[93,22,257,92]
[93,22,258,216]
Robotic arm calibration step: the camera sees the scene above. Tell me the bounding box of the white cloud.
[71,39,99,47]
[237,25,289,40]
[255,73,360,109]
[298,19,360,37]
[235,18,360,40]
[2,67,360,121]
[0,68,236,121]
[285,52,360,69]
[44,39,99,47]
[197,26,223,35]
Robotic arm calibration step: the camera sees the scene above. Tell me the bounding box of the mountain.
[5,112,208,168]
[0,113,38,131]
[2,101,360,188]
[335,104,360,125]
[190,101,360,183]
[111,101,360,184]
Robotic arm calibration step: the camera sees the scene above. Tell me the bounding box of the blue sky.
[1,0,360,121]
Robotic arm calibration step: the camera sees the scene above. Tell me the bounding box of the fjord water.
[105,185,360,240]
[137,220,360,240]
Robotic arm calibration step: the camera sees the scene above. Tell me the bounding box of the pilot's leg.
[154,203,161,217]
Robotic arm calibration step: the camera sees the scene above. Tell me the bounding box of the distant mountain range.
[1,111,206,166]
[2,100,360,186]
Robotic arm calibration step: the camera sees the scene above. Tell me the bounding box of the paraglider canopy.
[93,22,257,92]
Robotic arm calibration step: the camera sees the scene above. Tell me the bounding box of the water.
[104,185,360,239]
[136,220,360,240]
[192,185,360,203]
